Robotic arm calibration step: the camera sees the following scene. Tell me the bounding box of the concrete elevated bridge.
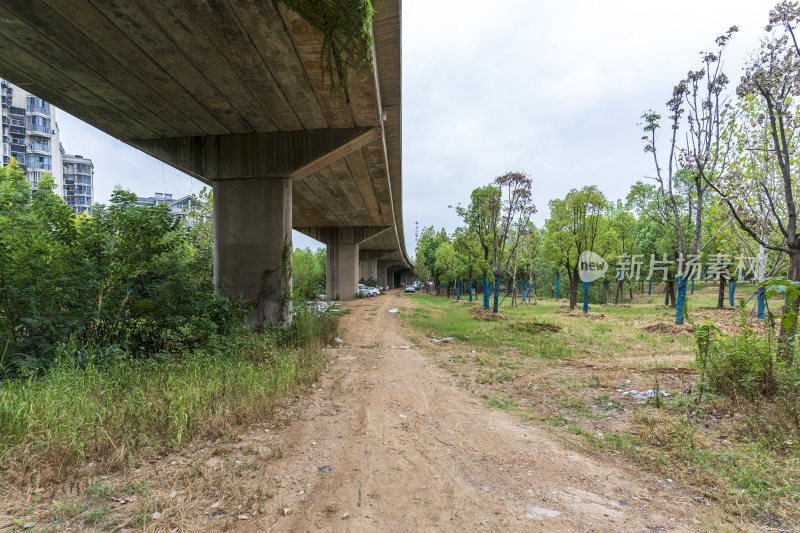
[0,0,412,325]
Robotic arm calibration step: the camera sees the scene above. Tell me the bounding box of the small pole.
[729,280,735,307]
[757,286,766,319]
[648,280,652,295]
[676,276,687,325]
[583,281,589,314]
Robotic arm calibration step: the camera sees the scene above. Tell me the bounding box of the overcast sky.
[55,0,778,255]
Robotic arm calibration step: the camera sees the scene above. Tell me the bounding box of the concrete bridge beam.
[214,177,292,327]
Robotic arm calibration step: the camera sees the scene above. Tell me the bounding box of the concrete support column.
[377,260,395,288]
[327,240,359,300]
[386,265,401,289]
[214,177,292,327]
[359,259,378,281]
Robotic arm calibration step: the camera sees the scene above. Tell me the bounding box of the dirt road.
[211,290,703,532]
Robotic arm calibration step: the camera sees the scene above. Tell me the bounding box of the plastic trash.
[334,338,343,343]
[430,337,453,343]
[209,509,226,518]
[391,345,411,349]
[318,465,333,474]
[619,389,669,401]
[388,308,399,313]
[526,506,560,518]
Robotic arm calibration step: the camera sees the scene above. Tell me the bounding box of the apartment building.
[1,79,93,213]
[62,151,94,214]
[1,79,62,190]
[136,192,207,226]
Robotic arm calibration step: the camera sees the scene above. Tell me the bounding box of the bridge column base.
[213,177,292,327]
[327,241,359,300]
[359,259,378,282]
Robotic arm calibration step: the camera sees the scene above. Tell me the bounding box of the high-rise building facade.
[62,152,94,214]
[1,79,63,191]
[1,79,93,213]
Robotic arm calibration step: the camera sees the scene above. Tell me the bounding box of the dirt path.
[199,290,702,532]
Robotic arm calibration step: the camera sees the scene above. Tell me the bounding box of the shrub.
[0,164,245,375]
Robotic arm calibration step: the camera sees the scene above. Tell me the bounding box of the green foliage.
[292,247,326,302]
[0,164,244,376]
[274,0,374,102]
[0,308,338,476]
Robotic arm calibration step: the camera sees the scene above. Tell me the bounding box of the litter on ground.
[430,337,453,343]
[619,389,669,401]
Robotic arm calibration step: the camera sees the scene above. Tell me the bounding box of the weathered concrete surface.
[214,177,292,326]
[0,0,411,323]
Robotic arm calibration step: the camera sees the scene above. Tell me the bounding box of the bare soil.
[238,291,701,531]
[3,291,716,532]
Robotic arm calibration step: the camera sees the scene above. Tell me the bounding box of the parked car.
[404,285,416,293]
[358,284,380,297]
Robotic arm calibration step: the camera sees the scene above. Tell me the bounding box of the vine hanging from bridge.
[274,0,374,103]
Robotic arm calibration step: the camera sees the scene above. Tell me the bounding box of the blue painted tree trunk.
[675,276,687,325]
[691,279,694,294]
[469,280,473,302]
[582,281,589,313]
[648,281,652,295]
[757,286,766,319]
[729,281,735,307]
[483,276,489,308]
[664,286,669,306]
[556,274,560,300]
[456,281,460,300]
[493,278,500,313]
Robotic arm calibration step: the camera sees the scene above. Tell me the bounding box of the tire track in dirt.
[224,290,703,532]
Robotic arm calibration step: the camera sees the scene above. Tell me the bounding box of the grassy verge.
[400,286,800,530]
[0,308,338,488]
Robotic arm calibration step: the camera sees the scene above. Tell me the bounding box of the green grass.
[402,286,800,528]
[404,289,706,360]
[0,309,338,484]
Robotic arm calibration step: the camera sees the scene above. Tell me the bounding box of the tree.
[543,186,608,310]
[608,200,637,303]
[293,247,326,301]
[454,185,501,307]
[706,3,800,353]
[486,172,537,312]
[641,26,737,318]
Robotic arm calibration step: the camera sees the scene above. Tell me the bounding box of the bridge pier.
[214,177,292,327]
[298,227,387,300]
[359,258,377,282]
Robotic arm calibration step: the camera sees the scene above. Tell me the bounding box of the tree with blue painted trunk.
[641,27,736,323]
[456,173,536,313]
[543,186,609,310]
[701,6,800,356]
[454,186,503,310]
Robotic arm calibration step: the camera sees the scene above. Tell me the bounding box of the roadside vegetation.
[400,288,800,529]
[0,162,339,525]
[407,5,800,528]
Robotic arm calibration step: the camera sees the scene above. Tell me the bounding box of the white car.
[358,284,380,297]
[404,285,416,293]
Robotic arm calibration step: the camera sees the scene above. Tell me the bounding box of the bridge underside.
[0,0,410,324]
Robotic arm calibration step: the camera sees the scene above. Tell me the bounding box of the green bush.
[0,164,245,375]
[0,308,337,480]
[695,311,800,448]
